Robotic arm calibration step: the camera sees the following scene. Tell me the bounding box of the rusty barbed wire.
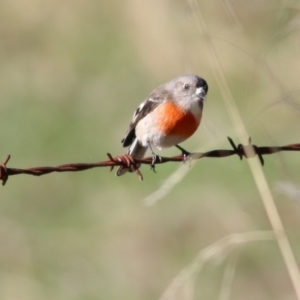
[0,137,300,186]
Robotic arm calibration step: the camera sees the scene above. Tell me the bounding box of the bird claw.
[175,145,192,165]
[150,153,162,173]
[183,154,192,167]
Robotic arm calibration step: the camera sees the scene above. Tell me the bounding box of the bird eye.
[183,83,190,90]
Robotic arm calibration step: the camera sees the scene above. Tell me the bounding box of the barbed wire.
[0,137,299,185]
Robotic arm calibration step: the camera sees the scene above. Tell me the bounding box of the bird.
[116,74,208,176]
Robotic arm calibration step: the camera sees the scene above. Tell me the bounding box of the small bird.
[116,74,208,176]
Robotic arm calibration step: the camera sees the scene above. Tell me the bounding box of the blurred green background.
[1,0,300,299]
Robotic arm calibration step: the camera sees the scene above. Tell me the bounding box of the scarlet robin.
[116,74,208,176]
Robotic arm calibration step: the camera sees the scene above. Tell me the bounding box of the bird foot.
[150,153,162,173]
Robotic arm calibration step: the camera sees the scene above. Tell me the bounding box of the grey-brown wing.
[121,91,167,147]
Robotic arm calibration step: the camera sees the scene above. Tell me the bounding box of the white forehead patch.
[196,87,205,95]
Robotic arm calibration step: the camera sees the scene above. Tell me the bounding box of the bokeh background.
[1,0,300,299]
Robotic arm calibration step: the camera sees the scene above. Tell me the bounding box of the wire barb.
[107,153,143,180]
[1,137,300,185]
[228,137,265,166]
[0,155,10,186]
